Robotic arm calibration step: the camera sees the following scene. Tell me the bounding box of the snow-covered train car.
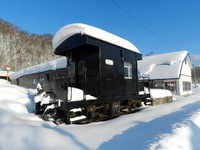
[11,23,150,124]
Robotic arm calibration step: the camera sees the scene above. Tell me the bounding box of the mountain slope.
[0,19,59,71]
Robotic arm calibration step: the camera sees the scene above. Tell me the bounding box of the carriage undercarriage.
[35,91,150,124]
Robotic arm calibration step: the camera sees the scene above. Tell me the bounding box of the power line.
[112,0,179,51]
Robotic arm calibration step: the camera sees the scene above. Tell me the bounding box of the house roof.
[52,23,140,54]
[138,51,191,80]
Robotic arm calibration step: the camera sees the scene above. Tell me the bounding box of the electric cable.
[112,0,179,51]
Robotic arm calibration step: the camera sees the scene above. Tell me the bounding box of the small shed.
[138,51,192,96]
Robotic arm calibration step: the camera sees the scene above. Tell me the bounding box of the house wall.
[150,80,177,95]
[176,57,192,96]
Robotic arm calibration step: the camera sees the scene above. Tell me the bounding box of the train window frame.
[78,61,85,75]
[32,78,38,85]
[105,59,114,66]
[124,61,132,79]
[39,77,45,81]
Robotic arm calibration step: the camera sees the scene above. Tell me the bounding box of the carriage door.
[78,60,87,99]
[77,50,99,99]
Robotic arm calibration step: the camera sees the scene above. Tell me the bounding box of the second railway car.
[10,23,150,124]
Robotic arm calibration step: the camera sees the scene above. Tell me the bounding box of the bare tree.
[0,19,59,71]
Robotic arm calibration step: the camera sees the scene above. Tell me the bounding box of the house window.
[165,82,176,92]
[124,61,132,79]
[154,82,164,89]
[183,81,191,91]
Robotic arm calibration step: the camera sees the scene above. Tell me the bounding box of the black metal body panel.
[54,34,142,100]
[55,34,88,56]
[62,94,147,109]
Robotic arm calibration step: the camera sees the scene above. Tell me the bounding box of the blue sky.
[1,0,200,65]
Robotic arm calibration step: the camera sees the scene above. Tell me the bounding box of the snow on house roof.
[138,51,190,80]
[9,57,67,80]
[52,23,140,54]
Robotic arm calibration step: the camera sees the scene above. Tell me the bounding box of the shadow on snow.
[42,124,91,150]
[98,101,200,150]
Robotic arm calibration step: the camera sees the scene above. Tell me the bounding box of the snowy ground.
[0,79,200,150]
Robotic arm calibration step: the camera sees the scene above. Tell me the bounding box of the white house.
[138,51,192,96]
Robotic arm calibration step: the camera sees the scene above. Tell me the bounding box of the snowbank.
[67,87,96,101]
[53,23,140,53]
[1,79,200,150]
[150,89,172,99]
[149,108,200,150]
[0,79,32,114]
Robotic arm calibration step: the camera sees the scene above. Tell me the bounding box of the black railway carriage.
[11,23,150,124]
[58,36,141,99]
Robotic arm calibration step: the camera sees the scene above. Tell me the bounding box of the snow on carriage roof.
[138,51,190,80]
[9,57,67,80]
[52,23,140,54]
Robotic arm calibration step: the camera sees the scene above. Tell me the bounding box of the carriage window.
[124,62,132,79]
[105,59,114,66]
[78,61,85,74]
[39,77,45,81]
[32,78,38,85]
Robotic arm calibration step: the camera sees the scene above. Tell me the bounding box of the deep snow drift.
[0,79,200,150]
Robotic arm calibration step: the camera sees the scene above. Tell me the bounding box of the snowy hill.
[0,19,58,71]
[0,79,200,150]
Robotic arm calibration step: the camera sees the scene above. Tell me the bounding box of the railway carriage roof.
[53,23,140,54]
[9,57,67,80]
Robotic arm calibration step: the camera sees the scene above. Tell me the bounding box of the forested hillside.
[0,19,60,71]
[192,66,200,84]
